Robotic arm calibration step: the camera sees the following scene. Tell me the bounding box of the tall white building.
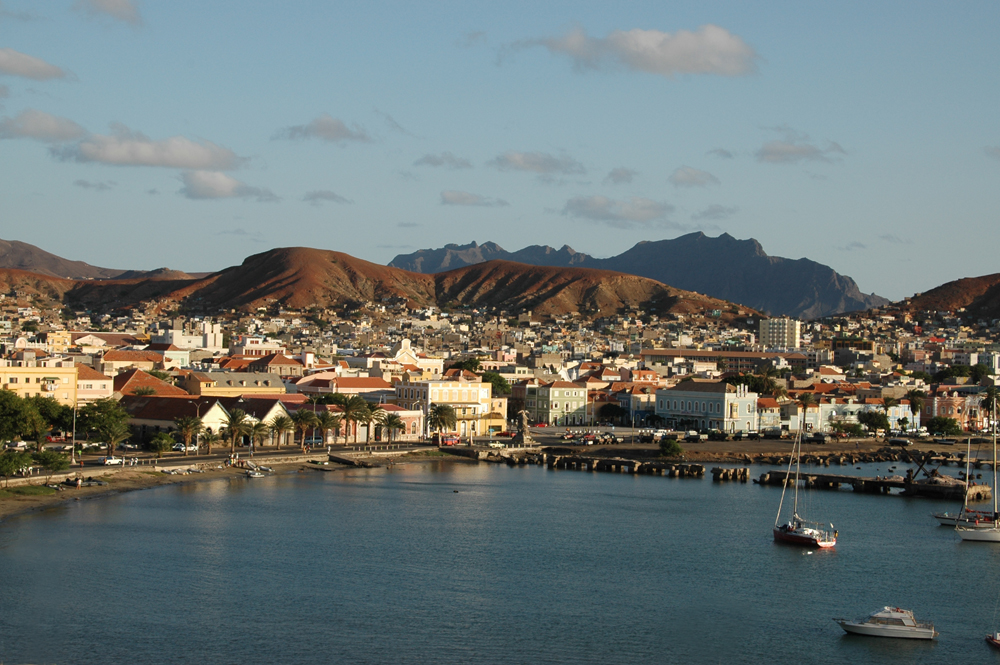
[759,318,801,349]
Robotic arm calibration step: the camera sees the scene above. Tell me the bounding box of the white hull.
[934,512,997,528]
[837,621,937,640]
[957,526,1000,542]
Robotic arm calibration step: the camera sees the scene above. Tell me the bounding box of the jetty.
[754,469,990,501]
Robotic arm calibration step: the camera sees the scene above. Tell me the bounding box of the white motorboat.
[835,607,937,640]
[246,470,265,478]
[933,509,997,527]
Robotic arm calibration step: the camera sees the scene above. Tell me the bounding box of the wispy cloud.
[603,167,636,184]
[986,146,1000,160]
[73,179,115,191]
[0,109,87,142]
[509,24,757,78]
[879,234,912,245]
[178,171,277,202]
[691,204,737,221]
[414,151,472,169]
[756,127,845,164]
[273,113,371,143]
[441,190,508,207]
[488,150,585,175]
[458,31,486,48]
[669,166,720,187]
[839,241,866,251]
[52,123,243,169]
[0,1,34,20]
[303,190,352,206]
[0,48,68,80]
[562,195,674,228]
[74,0,141,26]
[707,147,734,159]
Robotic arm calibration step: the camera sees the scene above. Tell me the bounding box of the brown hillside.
[434,260,752,318]
[177,247,438,310]
[904,274,1000,316]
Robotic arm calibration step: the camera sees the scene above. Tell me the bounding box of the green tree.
[173,415,204,457]
[132,386,157,396]
[24,395,72,432]
[927,416,962,436]
[147,369,173,382]
[79,398,130,444]
[33,449,70,481]
[447,358,482,373]
[340,396,370,444]
[481,371,511,396]
[249,421,270,452]
[0,391,30,444]
[971,363,992,384]
[599,403,628,424]
[659,438,684,457]
[22,404,48,452]
[858,410,891,434]
[269,415,293,449]
[0,450,32,487]
[201,430,220,456]
[364,404,385,443]
[428,403,457,434]
[147,432,175,458]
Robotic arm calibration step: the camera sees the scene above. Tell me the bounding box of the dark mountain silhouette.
[390,232,888,318]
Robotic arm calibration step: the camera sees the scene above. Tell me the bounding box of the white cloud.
[0,2,34,20]
[707,147,734,159]
[441,190,508,207]
[52,123,242,169]
[0,109,87,142]
[669,166,720,187]
[303,190,352,206]
[691,204,738,221]
[488,150,585,175]
[603,167,637,184]
[178,170,277,202]
[274,113,371,143]
[74,0,141,25]
[525,25,757,78]
[0,48,68,80]
[562,195,673,228]
[415,152,472,169]
[986,146,1000,160]
[879,234,912,245]
[839,241,866,251]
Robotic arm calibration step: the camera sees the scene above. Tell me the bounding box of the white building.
[654,380,758,433]
[759,318,801,349]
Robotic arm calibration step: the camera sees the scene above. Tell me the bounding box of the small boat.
[933,510,997,527]
[835,607,938,639]
[246,470,265,478]
[987,632,1000,649]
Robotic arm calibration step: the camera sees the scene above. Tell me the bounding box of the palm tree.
[292,409,318,452]
[428,403,457,436]
[105,420,131,457]
[223,408,250,454]
[201,430,220,456]
[880,396,899,431]
[906,389,925,433]
[981,386,999,433]
[269,415,293,449]
[365,404,385,443]
[315,410,341,447]
[340,396,370,445]
[382,413,405,444]
[249,421,270,453]
[173,415,204,456]
[797,393,817,434]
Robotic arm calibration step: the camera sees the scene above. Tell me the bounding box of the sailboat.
[957,400,1000,542]
[773,408,837,548]
[933,437,996,528]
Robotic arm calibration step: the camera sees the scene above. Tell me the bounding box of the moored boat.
[987,632,1000,649]
[933,510,997,527]
[246,470,265,478]
[835,607,937,639]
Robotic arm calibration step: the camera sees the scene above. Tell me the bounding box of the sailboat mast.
[993,401,997,517]
[793,403,804,518]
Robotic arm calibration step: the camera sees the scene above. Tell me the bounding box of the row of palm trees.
[170,395,408,456]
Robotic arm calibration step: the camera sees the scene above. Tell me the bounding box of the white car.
[488,441,505,449]
[99,456,124,465]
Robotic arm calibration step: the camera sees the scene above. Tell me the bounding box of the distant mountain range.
[0,246,755,320]
[390,233,890,318]
[0,239,196,281]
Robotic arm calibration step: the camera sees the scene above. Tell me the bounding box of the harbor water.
[1,459,999,664]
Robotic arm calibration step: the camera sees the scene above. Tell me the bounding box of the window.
[553,402,559,409]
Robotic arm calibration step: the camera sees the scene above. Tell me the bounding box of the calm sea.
[1,459,998,664]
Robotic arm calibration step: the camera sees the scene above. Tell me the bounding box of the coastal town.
[0,285,995,477]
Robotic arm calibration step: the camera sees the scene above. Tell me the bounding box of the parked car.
[888,438,912,447]
[488,441,505,449]
[684,431,708,443]
[806,433,832,444]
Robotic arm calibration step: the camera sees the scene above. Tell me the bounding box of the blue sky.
[1,1,998,301]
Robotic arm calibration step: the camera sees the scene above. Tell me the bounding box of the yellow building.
[0,364,78,406]
[395,370,506,437]
[181,371,286,397]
